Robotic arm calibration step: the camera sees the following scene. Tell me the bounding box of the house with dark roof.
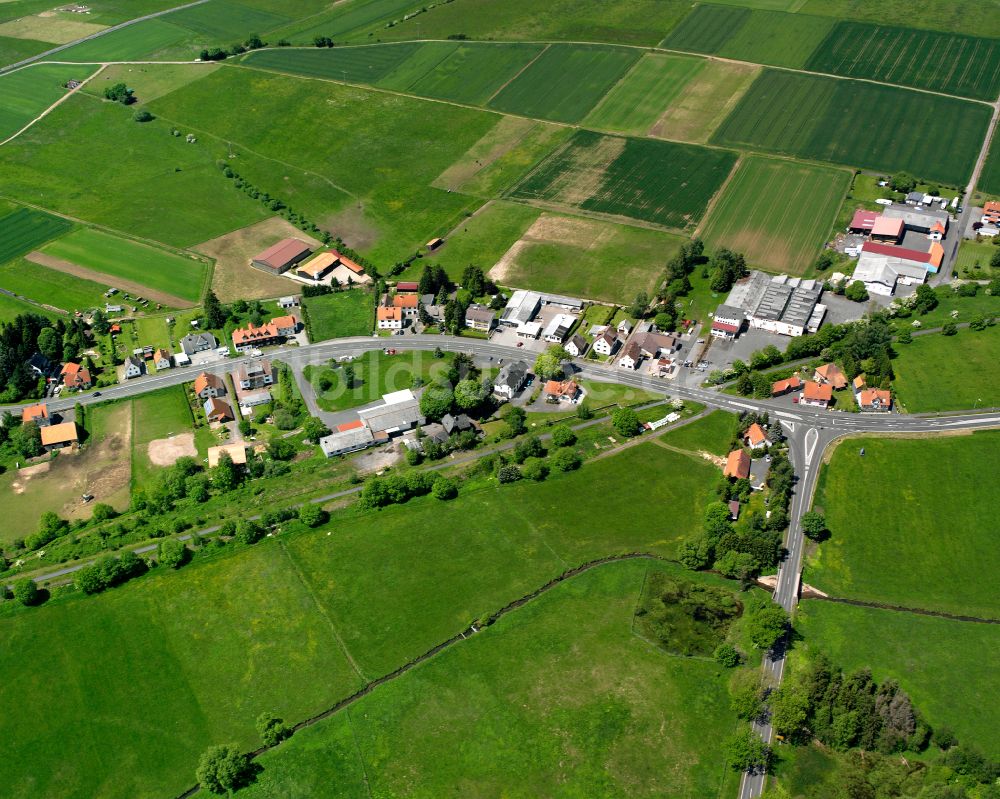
[180,332,217,356]
[464,304,496,332]
[592,330,620,357]
[564,334,588,358]
[122,356,145,380]
[442,413,476,435]
[494,360,528,400]
[27,352,56,379]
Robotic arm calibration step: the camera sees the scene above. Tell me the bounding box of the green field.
[797,601,1000,758]
[304,349,448,412]
[892,325,1000,411]
[0,206,72,263]
[0,257,111,313]
[42,228,208,304]
[0,94,268,248]
[302,289,372,341]
[718,9,834,68]
[165,0,290,39]
[584,52,705,135]
[491,210,687,303]
[0,62,96,139]
[130,385,196,485]
[0,34,52,70]
[0,291,53,322]
[661,3,751,54]
[806,430,1000,618]
[979,135,1000,196]
[270,0,421,43]
[211,561,739,799]
[800,0,1000,39]
[512,129,737,231]
[0,434,723,797]
[656,409,738,457]
[83,62,221,103]
[488,43,641,123]
[150,66,497,265]
[56,18,190,61]
[699,156,849,275]
[954,238,1000,277]
[243,42,422,84]
[711,69,990,186]
[805,21,1000,101]
[413,200,539,282]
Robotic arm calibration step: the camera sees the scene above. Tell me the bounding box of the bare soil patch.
[147,432,196,466]
[488,239,528,284]
[319,204,380,253]
[195,217,320,302]
[25,250,190,307]
[650,61,759,143]
[545,136,626,206]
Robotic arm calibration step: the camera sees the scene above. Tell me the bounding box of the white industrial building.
[725,272,826,337]
[542,313,576,343]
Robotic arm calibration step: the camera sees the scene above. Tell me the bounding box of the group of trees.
[76,550,147,595]
[199,33,267,61]
[709,248,750,294]
[0,313,89,401]
[0,414,44,460]
[357,470,440,510]
[103,82,134,104]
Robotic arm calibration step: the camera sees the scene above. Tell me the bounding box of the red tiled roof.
[22,403,48,424]
[849,209,878,230]
[712,320,740,333]
[40,421,78,447]
[332,250,364,274]
[377,306,402,321]
[396,282,419,292]
[803,381,832,402]
[859,388,891,407]
[253,238,311,268]
[336,419,365,432]
[745,423,768,446]
[861,241,931,263]
[772,375,801,394]
[723,449,751,479]
[393,294,419,308]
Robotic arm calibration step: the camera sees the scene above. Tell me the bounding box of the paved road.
[0,0,209,75]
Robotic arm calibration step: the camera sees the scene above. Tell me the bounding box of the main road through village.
[4,333,998,797]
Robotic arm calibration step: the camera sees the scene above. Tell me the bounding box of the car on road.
[93,392,101,397]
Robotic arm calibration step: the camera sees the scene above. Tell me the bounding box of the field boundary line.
[692,154,742,238]
[483,42,550,105]
[277,540,369,683]
[810,594,1000,625]
[344,709,375,799]
[506,196,691,236]
[0,63,106,147]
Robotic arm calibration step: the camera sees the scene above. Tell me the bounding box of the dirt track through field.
[25,250,192,307]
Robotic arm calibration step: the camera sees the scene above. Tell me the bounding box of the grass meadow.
[711,69,990,186]
[0,428,726,798]
[891,325,1000,411]
[0,257,111,312]
[488,43,641,123]
[303,349,445,412]
[698,156,849,275]
[0,35,52,69]
[0,206,72,262]
[130,385,196,486]
[0,94,269,247]
[979,136,1000,196]
[584,52,705,136]
[0,292,53,322]
[243,42,422,84]
[302,289,372,341]
[806,430,1000,618]
[954,239,1000,277]
[796,600,1000,758]
[491,210,686,303]
[0,62,96,138]
[42,228,209,304]
[270,0,422,43]
[512,129,737,231]
[211,560,739,799]
[805,21,1000,100]
[165,0,290,39]
[656,409,738,457]
[648,59,760,144]
[56,18,190,61]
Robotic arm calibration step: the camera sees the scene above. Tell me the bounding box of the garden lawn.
[806,430,1000,618]
[0,94,268,248]
[217,560,739,799]
[489,210,685,303]
[42,228,208,304]
[805,21,1000,101]
[578,378,662,408]
[711,69,990,186]
[584,52,705,136]
[892,325,1000,411]
[150,67,497,265]
[0,206,72,262]
[953,239,1000,277]
[411,200,539,282]
[488,43,641,123]
[130,385,196,486]
[0,433,725,798]
[302,289,372,341]
[512,130,737,231]
[657,409,738,457]
[0,257,111,312]
[796,600,1000,758]
[303,349,447,412]
[0,62,98,139]
[698,156,850,275]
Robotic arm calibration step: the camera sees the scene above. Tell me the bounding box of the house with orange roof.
[296,251,337,281]
[744,423,770,450]
[203,396,235,423]
[982,201,1000,226]
[40,421,79,451]
[392,293,420,320]
[376,306,403,330]
[60,361,92,389]
[813,363,847,390]
[857,388,892,412]
[771,375,801,396]
[801,380,832,408]
[723,449,751,480]
[927,241,944,271]
[232,314,298,351]
[22,403,50,426]
[543,379,580,402]
[193,371,225,399]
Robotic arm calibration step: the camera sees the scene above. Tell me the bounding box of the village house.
[27,352,56,379]
[564,334,588,358]
[357,389,425,436]
[464,304,496,333]
[494,360,528,400]
[40,421,79,452]
[801,380,832,408]
[180,332,217,356]
[122,355,145,380]
[728,500,741,521]
[153,349,172,371]
[232,314,299,351]
[617,339,642,370]
[771,375,802,397]
[543,379,580,402]
[193,372,225,399]
[376,306,403,330]
[813,363,848,390]
[22,403,50,426]
[319,419,375,458]
[710,304,745,340]
[592,330,620,357]
[442,412,477,436]
[251,238,312,275]
[852,375,892,412]
[394,294,421,320]
[203,396,235,423]
[723,449,751,480]
[61,361,92,389]
[236,359,275,390]
[744,423,771,450]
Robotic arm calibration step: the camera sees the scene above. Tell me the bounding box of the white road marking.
[775,411,801,421]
